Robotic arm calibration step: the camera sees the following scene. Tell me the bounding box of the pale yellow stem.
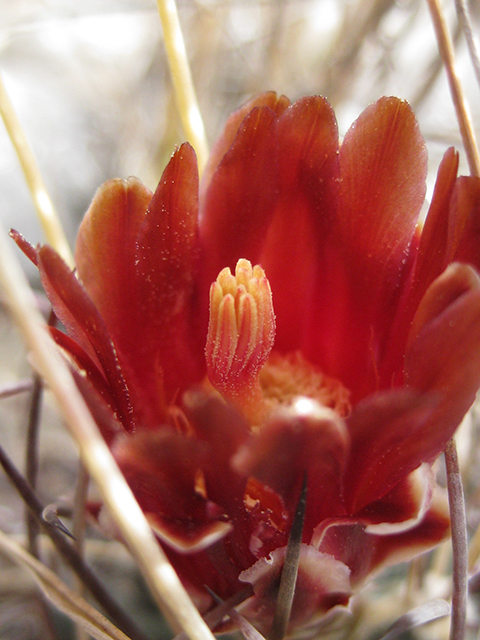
[426,0,480,177]
[468,522,480,570]
[156,0,209,174]
[0,217,215,640]
[0,72,74,267]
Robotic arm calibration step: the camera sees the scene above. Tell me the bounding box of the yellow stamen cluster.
[206,259,275,423]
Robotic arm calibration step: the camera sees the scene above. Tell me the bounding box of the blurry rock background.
[0,0,480,639]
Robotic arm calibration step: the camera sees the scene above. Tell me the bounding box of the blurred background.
[1,0,480,638]
[1,0,479,243]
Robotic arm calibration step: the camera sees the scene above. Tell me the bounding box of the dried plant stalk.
[0,72,74,267]
[0,218,216,640]
[0,529,132,640]
[426,0,480,177]
[156,0,209,173]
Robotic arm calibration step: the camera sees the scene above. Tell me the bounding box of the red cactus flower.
[13,93,480,635]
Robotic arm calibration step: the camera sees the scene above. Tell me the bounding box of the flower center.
[206,259,350,424]
[260,351,351,418]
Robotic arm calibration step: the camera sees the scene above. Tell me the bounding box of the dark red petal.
[200,92,290,200]
[412,148,460,298]
[381,150,461,380]
[452,175,480,271]
[134,143,205,402]
[343,390,438,514]
[182,391,250,512]
[10,229,38,266]
[315,489,449,586]
[353,464,434,527]
[405,262,480,446]
[50,327,113,407]
[113,430,232,553]
[259,96,341,354]
[233,399,349,534]
[332,98,428,398]
[70,365,124,445]
[199,106,281,292]
[37,246,135,430]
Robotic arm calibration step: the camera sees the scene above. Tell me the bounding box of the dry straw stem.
[156,0,209,174]
[426,0,480,177]
[0,219,216,640]
[0,72,74,268]
[0,528,131,640]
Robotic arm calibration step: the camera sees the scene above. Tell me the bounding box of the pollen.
[206,259,275,423]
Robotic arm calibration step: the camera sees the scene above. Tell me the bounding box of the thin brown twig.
[0,378,33,398]
[24,371,59,640]
[25,374,43,558]
[426,0,480,177]
[73,462,90,640]
[0,441,151,640]
[26,308,56,558]
[444,438,468,640]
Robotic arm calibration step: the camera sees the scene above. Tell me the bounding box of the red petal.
[452,175,480,270]
[76,147,204,424]
[75,176,152,320]
[10,229,38,266]
[343,389,438,513]
[405,262,480,445]
[199,105,281,294]
[182,391,250,513]
[233,399,349,534]
[412,148,460,299]
[259,96,341,354]
[37,246,135,430]
[332,98,428,398]
[201,92,290,200]
[315,488,449,586]
[113,430,232,552]
[134,143,205,401]
[338,97,427,267]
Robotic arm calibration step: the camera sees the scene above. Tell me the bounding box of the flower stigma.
[206,258,275,424]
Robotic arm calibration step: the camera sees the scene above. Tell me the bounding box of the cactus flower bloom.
[14,93,480,635]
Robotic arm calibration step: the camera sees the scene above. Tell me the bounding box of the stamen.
[206,259,275,424]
